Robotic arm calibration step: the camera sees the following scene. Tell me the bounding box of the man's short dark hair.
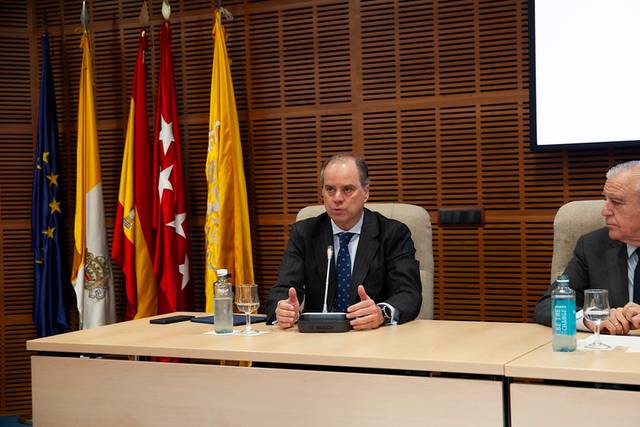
[319,153,369,188]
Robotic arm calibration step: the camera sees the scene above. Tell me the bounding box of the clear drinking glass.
[583,289,610,349]
[236,284,260,335]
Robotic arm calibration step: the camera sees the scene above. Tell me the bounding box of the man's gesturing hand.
[346,285,384,330]
[275,287,300,329]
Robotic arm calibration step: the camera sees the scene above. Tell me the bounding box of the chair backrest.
[550,200,605,282]
[296,203,434,319]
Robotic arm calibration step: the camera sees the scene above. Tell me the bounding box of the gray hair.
[319,153,369,188]
[607,161,640,196]
[606,160,640,179]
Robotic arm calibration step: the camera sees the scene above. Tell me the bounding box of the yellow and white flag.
[205,10,254,311]
[71,32,115,328]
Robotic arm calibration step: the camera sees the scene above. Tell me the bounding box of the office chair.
[550,200,605,282]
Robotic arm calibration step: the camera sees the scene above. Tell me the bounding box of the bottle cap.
[556,274,569,283]
[216,268,228,276]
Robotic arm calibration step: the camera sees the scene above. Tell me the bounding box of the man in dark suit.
[266,154,422,330]
[534,161,640,334]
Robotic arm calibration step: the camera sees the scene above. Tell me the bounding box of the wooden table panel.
[33,355,504,427]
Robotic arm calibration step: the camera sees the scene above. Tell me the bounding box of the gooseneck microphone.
[322,245,333,313]
[297,242,351,333]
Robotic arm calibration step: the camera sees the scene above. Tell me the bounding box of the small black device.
[297,245,351,333]
[298,312,351,332]
[149,315,195,324]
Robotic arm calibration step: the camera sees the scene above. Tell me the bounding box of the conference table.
[506,334,640,427]
[26,314,640,426]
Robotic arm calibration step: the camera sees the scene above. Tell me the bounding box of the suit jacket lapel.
[606,240,628,306]
[351,209,379,302]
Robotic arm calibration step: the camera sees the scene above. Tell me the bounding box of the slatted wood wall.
[3,0,640,415]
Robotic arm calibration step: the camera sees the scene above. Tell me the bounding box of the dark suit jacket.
[266,208,422,324]
[534,227,630,326]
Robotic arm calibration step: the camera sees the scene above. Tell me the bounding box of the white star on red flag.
[166,212,187,239]
[159,116,174,155]
[157,164,174,199]
[178,255,190,289]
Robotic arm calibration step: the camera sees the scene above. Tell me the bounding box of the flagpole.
[205,6,254,312]
[72,0,116,328]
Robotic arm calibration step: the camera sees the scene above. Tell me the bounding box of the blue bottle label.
[553,299,576,336]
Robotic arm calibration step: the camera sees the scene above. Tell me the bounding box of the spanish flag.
[71,32,115,328]
[112,31,157,320]
[205,10,255,311]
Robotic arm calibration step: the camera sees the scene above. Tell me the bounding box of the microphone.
[322,245,333,313]
[297,242,351,333]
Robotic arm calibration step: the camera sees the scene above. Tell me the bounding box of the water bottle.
[214,269,233,334]
[551,274,576,352]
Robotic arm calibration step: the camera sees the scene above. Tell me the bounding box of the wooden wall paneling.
[363,110,403,201]
[282,6,317,107]
[477,0,521,92]
[523,150,567,209]
[479,103,522,210]
[184,121,209,224]
[247,10,282,109]
[398,0,436,98]
[318,114,355,187]
[189,225,206,311]
[398,108,438,209]
[251,118,285,214]
[253,223,289,306]
[360,0,400,101]
[0,134,34,221]
[284,116,323,214]
[0,1,37,414]
[483,223,525,320]
[169,21,188,117]
[3,323,34,414]
[436,226,481,320]
[438,105,480,206]
[317,2,351,104]
[523,219,554,293]
[3,227,36,322]
[181,16,215,117]
[567,152,614,200]
[2,226,37,414]
[437,0,476,96]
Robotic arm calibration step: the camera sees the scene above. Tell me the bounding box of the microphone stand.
[298,245,351,333]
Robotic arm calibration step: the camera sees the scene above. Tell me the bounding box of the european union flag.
[32,33,68,337]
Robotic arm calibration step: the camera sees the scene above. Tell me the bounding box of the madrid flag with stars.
[153,21,192,313]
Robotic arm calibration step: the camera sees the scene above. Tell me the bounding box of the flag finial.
[219,6,233,21]
[162,0,171,20]
[80,0,88,31]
